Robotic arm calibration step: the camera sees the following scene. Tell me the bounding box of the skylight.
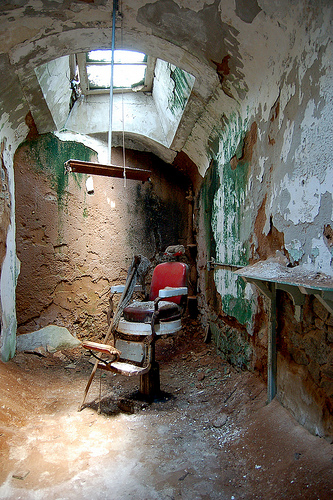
[82,50,149,92]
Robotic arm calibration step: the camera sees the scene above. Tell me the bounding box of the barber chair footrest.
[97,360,151,377]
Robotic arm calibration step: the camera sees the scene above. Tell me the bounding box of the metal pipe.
[207,259,245,271]
[267,282,277,402]
[108,0,118,164]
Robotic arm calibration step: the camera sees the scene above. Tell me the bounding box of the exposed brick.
[319,375,333,397]
[326,314,333,327]
[303,330,329,365]
[290,330,305,349]
[290,347,309,365]
[308,360,321,384]
[313,299,329,322]
[315,317,325,329]
[321,364,333,380]
[327,326,333,343]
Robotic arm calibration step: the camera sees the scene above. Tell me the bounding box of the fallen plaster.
[16,325,81,353]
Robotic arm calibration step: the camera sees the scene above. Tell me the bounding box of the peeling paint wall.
[35,56,73,130]
[153,59,195,146]
[196,3,333,437]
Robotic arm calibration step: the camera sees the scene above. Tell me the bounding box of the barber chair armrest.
[81,340,121,359]
[111,284,143,293]
[158,286,188,298]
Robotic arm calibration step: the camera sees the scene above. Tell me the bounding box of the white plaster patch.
[301,98,316,128]
[107,198,116,209]
[279,84,296,129]
[9,444,29,461]
[284,239,304,264]
[55,131,107,162]
[214,268,238,298]
[257,156,268,182]
[279,175,321,224]
[246,174,253,196]
[280,120,294,163]
[244,282,255,300]
[44,193,57,202]
[305,237,333,274]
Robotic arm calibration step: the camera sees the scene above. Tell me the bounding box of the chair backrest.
[149,262,188,305]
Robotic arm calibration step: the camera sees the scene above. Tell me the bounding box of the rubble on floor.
[0,319,332,499]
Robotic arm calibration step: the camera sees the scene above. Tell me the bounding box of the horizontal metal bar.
[207,260,245,271]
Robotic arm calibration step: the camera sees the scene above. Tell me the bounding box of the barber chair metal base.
[81,259,188,404]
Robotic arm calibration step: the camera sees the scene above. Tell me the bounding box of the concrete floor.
[0,320,332,499]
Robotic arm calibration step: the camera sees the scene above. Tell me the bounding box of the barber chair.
[81,249,188,403]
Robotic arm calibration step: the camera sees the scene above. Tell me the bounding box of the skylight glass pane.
[87,64,146,89]
[87,65,110,88]
[114,50,146,64]
[87,50,146,64]
[87,50,112,62]
[113,64,146,87]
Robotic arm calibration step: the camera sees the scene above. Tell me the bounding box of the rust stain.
[230,121,258,170]
[210,53,234,99]
[251,195,285,262]
[323,224,333,248]
[268,135,275,146]
[270,99,280,122]
[243,121,258,162]
[230,156,238,170]
[211,55,231,86]
[25,111,39,141]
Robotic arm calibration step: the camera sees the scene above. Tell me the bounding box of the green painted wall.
[168,65,194,114]
[201,113,257,365]
[20,133,94,209]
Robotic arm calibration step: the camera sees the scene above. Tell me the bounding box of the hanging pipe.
[120,1,127,187]
[108,0,118,164]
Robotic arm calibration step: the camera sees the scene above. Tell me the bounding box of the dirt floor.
[0,318,332,499]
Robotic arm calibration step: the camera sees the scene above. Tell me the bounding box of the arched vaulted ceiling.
[0,0,331,179]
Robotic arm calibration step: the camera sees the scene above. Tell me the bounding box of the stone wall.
[277,293,333,438]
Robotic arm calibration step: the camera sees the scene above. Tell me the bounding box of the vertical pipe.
[108,0,117,164]
[267,282,277,402]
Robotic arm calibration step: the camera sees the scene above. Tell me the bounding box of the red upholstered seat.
[123,300,180,323]
[123,262,188,323]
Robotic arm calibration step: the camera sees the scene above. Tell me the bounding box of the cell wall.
[14,133,190,340]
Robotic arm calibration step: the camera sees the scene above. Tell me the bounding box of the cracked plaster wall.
[14,133,189,339]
